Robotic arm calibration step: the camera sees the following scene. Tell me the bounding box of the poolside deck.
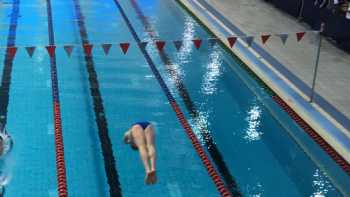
[185,0,350,133]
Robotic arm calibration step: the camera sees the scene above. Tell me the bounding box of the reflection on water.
[163,15,196,93]
[245,181,264,197]
[311,169,334,197]
[176,16,195,64]
[35,47,46,74]
[174,16,195,80]
[243,104,263,142]
[191,109,213,146]
[201,46,222,95]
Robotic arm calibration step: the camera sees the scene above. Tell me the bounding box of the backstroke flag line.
[0,31,312,57]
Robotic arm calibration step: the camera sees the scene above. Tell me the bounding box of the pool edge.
[176,0,350,168]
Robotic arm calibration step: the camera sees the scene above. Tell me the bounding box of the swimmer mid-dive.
[0,124,13,158]
[0,123,13,197]
[124,121,157,185]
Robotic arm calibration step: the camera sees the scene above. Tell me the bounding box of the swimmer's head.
[123,130,138,151]
[123,130,132,144]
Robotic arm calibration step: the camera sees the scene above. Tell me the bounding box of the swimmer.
[0,125,13,158]
[124,121,157,185]
[0,173,7,197]
[0,123,12,197]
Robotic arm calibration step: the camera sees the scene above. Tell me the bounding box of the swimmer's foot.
[145,171,156,185]
[150,171,157,184]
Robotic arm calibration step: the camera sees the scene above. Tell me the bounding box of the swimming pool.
[0,0,349,196]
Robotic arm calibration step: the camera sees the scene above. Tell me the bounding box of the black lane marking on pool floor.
[0,0,20,128]
[112,0,232,196]
[46,0,69,195]
[71,0,122,196]
[128,0,240,195]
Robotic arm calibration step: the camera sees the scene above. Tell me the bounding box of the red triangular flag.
[46,45,56,57]
[261,34,271,44]
[192,39,202,49]
[296,32,306,42]
[101,44,112,55]
[173,40,183,51]
[64,45,74,57]
[7,47,17,59]
[155,41,165,51]
[25,46,36,58]
[120,43,130,54]
[83,44,93,56]
[227,37,237,48]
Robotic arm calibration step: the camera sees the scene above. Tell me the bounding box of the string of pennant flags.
[3,31,316,59]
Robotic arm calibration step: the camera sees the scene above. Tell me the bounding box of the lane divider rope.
[53,102,68,197]
[46,0,68,196]
[272,95,350,176]
[0,1,20,195]
[0,0,20,129]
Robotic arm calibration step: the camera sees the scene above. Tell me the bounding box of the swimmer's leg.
[145,125,157,184]
[131,125,152,184]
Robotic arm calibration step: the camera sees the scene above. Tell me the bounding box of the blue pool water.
[0,0,349,196]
